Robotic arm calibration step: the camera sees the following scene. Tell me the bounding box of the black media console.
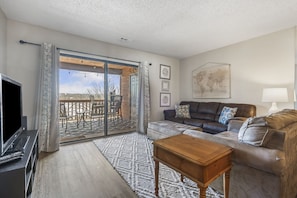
[0,130,38,198]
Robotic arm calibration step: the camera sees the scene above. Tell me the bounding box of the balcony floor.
[59,118,137,143]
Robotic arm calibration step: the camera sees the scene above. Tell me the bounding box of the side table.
[153,134,232,198]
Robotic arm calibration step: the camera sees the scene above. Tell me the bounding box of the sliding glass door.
[106,63,138,136]
[58,53,139,143]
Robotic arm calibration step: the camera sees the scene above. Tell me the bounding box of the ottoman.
[147,120,202,140]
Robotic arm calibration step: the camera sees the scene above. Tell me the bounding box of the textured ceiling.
[1,0,297,59]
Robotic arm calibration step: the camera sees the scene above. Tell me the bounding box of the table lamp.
[262,88,288,114]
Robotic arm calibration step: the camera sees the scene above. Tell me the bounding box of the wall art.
[192,62,230,98]
[160,93,171,107]
[161,80,170,92]
[160,64,171,80]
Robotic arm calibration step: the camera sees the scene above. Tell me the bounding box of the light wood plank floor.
[32,141,138,198]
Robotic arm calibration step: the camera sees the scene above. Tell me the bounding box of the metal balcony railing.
[59,99,103,120]
[59,99,122,119]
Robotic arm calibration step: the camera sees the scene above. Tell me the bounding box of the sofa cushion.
[163,109,176,120]
[148,121,200,139]
[227,119,245,132]
[190,113,214,121]
[184,129,285,176]
[175,104,191,118]
[190,102,219,121]
[166,117,184,124]
[198,102,220,114]
[202,122,227,134]
[218,106,238,125]
[183,118,206,127]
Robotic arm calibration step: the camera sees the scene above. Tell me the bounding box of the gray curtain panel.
[35,43,60,152]
[137,62,151,134]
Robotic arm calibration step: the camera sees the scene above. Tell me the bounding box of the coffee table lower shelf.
[153,134,232,198]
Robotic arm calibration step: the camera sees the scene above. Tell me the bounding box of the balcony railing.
[59,99,123,119]
[59,99,104,120]
[59,99,136,143]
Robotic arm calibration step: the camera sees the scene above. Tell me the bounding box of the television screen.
[0,74,23,156]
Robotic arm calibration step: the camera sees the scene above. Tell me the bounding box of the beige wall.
[6,20,180,129]
[295,28,297,109]
[0,8,6,73]
[3,18,296,128]
[180,28,295,116]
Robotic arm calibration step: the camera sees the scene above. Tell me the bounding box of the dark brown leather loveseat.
[164,101,256,134]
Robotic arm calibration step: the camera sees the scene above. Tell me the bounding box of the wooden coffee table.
[153,134,232,198]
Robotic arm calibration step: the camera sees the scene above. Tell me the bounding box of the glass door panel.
[59,67,106,142]
[106,64,138,135]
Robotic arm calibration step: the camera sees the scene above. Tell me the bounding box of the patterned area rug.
[93,132,223,198]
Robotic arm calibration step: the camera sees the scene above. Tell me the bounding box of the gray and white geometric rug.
[93,132,223,198]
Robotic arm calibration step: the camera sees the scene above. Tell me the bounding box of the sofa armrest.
[163,109,176,120]
[228,119,245,132]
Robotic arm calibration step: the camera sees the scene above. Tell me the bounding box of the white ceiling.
[1,0,297,59]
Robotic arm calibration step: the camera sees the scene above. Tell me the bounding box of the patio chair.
[59,103,68,130]
[109,95,122,121]
[89,101,105,130]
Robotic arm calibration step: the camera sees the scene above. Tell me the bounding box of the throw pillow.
[238,115,286,148]
[218,106,238,125]
[175,104,191,118]
[238,116,271,147]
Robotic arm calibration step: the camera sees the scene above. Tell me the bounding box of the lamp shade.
[262,88,288,102]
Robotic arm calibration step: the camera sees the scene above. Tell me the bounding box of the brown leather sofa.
[164,101,256,134]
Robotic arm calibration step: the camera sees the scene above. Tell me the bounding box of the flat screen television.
[0,74,23,156]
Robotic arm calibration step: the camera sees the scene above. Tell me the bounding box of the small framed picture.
[160,64,171,80]
[160,93,171,107]
[161,80,170,91]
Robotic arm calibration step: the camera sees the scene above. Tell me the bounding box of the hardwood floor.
[32,141,138,198]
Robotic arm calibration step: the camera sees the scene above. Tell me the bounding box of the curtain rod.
[19,39,143,65]
[19,40,41,46]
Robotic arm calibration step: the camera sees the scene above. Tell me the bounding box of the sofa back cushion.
[216,103,256,121]
[266,109,297,129]
[192,102,220,121]
[178,101,256,122]
[180,101,199,113]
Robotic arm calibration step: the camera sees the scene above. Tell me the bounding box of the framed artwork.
[160,93,171,107]
[192,62,230,98]
[160,64,171,80]
[161,80,170,91]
